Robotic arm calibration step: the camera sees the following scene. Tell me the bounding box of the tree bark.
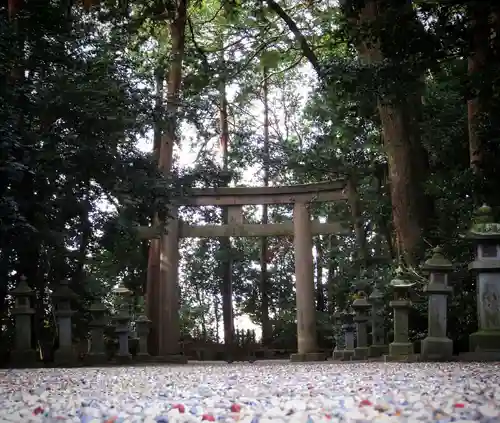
[146,0,187,356]
[467,3,489,174]
[353,0,430,266]
[346,175,369,265]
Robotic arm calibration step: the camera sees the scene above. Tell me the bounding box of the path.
[1,362,499,422]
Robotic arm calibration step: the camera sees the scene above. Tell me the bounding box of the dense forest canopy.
[1,0,499,351]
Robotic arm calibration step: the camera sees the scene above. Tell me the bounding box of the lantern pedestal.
[467,205,500,354]
[369,285,388,358]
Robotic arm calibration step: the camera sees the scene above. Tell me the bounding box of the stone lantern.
[134,296,151,359]
[10,276,37,366]
[86,300,108,364]
[341,307,355,361]
[369,282,388,357]
[421,246,453,361]
[332,308,345,360]
[51,279,77,365]
[112,283,133,362]
[467,204,500,355]
[388,269,415,359]
[352,290,371,360]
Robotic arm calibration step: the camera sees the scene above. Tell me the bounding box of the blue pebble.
[155,416,169,423]
[79,416,94,423]
[251,417,259,423]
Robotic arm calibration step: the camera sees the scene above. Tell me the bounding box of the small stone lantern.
[51,279,77,365]
[332,308,345,360]
[10,276,37,365]
[86,300,108,364]
[421,247,454,361]
[369,283,388,357]
[467,204,500,353]
[388,269,415,359]
[341,307,355,361]
[352,291,371,360]
[112,283,133,362]
[134,296,151,359]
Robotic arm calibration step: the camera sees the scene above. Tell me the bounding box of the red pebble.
[33,407,44,415]
[173,404,185,413]
[359,399,372,406]
[454,403,465,408]
[202,414,215,421]
[230,404,241,412]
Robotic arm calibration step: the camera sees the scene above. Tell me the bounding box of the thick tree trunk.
[467,3,489,174]
[146,0,187,356]
[260,65,272,346]
[354,0,429,266]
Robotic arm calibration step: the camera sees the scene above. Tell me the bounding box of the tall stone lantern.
[112,283,133,362]
[352,290,371,360]
[86,300,108,364]
[135,296,151,360]
[369,282,388,357]
[421,246,454,361]
[467,204,500,354]
[52,279,78,365]
[10,276,37,366]
[341,307,355,361]
[388,269,415,359]
[332,308,345,360]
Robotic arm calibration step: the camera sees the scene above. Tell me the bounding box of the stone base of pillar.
[10,349,38,367]
[341,349,354,361]
[54,347,78,366]
[458,351,500,361]
[84,353,107,366]
[469,330,500,353]
[353,347,369,360]
[369,344,388,358]
[421,336,453,361]
[332,348,344,360]
[290,352,327,362]
[388,341,414,359]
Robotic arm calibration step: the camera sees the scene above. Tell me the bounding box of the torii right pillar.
[290,202,326,362]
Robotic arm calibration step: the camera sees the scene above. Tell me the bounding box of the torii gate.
[138,179,349,362]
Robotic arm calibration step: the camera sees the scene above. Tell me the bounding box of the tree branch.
[264,0,323,79]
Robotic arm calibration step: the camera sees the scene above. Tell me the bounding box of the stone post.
[112,283,132,363]
[10,276,37,366]
[159,207,183,360]
[290,202,323,362]
[332,309,345,360]
[467,204,500,355]
[388,270,415,359]
[341,308,355,361]
[135,314,151,359]
[352,292,371,360]
[86,301,108,364]
[369,284,388,357]
[52,279,78,365]
[421,247,454,361]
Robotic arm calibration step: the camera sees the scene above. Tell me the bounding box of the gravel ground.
[1,362,499,423]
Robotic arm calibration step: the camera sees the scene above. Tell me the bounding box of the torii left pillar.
[152,207,186,363]
[290,202,325,362]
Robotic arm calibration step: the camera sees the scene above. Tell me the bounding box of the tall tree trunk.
[218,49,234,356]
[467,3,489,175]
[146,0,187,356]
[260,65,272,346]
[314,233,325,312]
[353,0,430,266]
[346,175,368,265]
